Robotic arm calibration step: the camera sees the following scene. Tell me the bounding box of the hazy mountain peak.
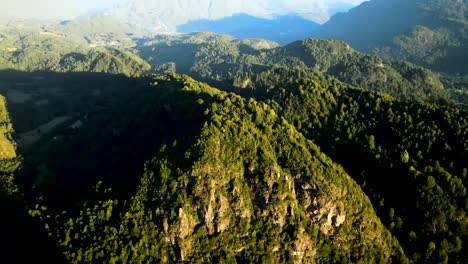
[109,0,362,33]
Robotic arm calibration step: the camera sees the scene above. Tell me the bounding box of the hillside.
[0,13,466,263]
[247,67,468,262]
[0,27,150,76]
[139,34,450,104]
[0,95,60,262]
[3,69,465,263]
[0,95,18,193]
[22,74,406,263]
[321,0,468,75]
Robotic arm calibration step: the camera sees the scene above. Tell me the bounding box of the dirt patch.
[40,31,61,38]
[18,116,71,148]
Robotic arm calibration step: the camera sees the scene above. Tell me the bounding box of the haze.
[0,0,366,23]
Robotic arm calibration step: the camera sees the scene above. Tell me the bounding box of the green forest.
[321,0,468,74]
[0,0,467,263]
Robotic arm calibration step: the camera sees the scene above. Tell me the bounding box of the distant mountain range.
[56,0,358,44]
[0,1,361,45]
[107,0,337,32]
[177,14,320,45]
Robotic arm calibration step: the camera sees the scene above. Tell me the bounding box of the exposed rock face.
[138,76,402,262]
[176,208,196,260]
[311,199,346,235]
[178,208,196,239]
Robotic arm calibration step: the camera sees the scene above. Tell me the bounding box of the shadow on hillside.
[0,70,148,133]
[0,70,210,210]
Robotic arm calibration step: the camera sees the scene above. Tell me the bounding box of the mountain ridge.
[0,2,466,261]
[26,74,407,263]
[320,0,468,75]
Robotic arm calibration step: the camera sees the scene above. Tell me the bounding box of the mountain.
[0,1,360,46]
[18,73,407,263]
[1,94,62,262]
[250,67,468,262]
[109,0,330,34]
[138,33,450,104]
[0,26,150,76]
[177,13,320,45]
[321,0,468,75]
[0,12,467,262]
[4,68,466,263]
[60,15,141,39]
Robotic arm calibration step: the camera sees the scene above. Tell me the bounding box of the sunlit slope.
[30,75,406,263]
[0,28,150,76]
[139,34,449,104]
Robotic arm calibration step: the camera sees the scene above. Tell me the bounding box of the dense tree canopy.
[0,8,466,262]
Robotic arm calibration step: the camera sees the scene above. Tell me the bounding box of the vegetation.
[0,27,150,76]
[25,75,406,263]
[138,34,451,104]
[0,67,463,262]
[0,7,467,262]
[246,67,468,262]
[0,95,19,195]
[321,0,468,75]
[0,94,62,262]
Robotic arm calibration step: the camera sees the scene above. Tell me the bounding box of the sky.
[0,0,367,22]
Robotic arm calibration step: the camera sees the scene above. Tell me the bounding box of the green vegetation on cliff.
[0,13,466,262]
[247,67,468,262]
[27,75,406,263]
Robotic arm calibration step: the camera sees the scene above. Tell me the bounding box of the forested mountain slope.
[139,33,450,104]
[0,64,465,262]
[0,27,150,76]
[0,95,19,195]
[0,95,61,262]
[22,74,406,263]
[245,67,468,262]
[0,16,466,262]
[321,0,468,75]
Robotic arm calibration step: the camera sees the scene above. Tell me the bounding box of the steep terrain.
[139,34,450,104]
[26,75,406,263]
[9,69,467,263]
[321,0,468,75]
[0,95,61,262]
[0,95,19,194]
[0,11,466,263]
[246,67,468,262]
[109,0,331,34]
